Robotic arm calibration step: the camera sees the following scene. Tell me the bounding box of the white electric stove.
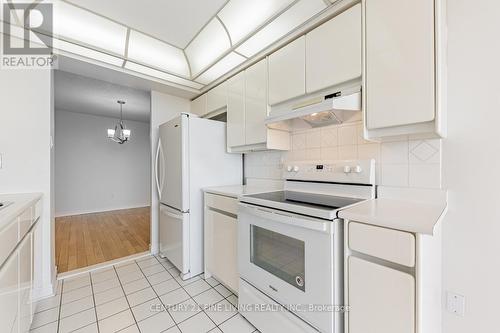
[238,160,376,333]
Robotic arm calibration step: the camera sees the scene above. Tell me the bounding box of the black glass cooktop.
[243,191,363,210]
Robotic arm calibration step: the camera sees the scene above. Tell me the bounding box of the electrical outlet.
[447,292,465,316]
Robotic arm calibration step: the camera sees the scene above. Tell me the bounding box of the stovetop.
[240,190,365,220]
[245,191,363,209]
[240,160,376,220]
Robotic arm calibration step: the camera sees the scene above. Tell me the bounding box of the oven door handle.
[238,203,330,233]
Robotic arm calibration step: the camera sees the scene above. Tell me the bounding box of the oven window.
[250,225,305,291]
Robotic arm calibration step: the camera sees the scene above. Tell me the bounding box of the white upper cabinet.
[268,36,306,106]
[306,4,362,94]
[363,0,446,139]
[206,82,227,114]
[226,61,290,152]
[190,94,207,117]
[244,59,268,145]
[226,71,246,148]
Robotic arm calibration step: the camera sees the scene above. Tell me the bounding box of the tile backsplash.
[244,121,442,189]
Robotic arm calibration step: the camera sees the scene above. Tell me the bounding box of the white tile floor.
[30,255,259,333]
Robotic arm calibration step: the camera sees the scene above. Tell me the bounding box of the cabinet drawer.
[205,193,238,215]
[0,220,18,265]
[348,221,415,267]
[239,279,318,333]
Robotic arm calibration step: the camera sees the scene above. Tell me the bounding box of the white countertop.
[203,185,279,199]
[0,193,42,231]
[338,198,447,235]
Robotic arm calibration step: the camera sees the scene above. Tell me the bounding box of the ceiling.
[16,0,336,92]
[65,0,227,49]
[54,70,151,123]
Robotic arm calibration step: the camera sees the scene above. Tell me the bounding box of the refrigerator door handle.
[155,138,162,197]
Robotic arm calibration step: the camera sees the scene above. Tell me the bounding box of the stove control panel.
[283,160,375,185]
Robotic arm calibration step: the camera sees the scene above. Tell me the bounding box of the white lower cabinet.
[0,200,39,333]
[18,234,32,333]
[204,193,239,293]
[0,252,19,333]
[348,257,415,333]
[345,220,442,333]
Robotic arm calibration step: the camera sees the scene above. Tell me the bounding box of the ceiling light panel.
[196,52,246,85]
[53,1,128,56]
[125,62,204,90]
[218,0,294,45]
[127,30,190,77]
[53,39,125,67]
[185,18,231,77]
[236,0,327,57]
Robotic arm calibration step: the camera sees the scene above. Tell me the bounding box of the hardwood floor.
[55,207,150,273]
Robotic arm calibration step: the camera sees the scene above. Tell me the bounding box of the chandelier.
[107,100,131,144]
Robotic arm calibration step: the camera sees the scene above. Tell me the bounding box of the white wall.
[245,121,442,190]
[0,69,55,299]
[150,91,190,253]
[442,1,500,331]
[55,110,151,216]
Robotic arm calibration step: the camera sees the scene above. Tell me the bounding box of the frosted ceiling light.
[127,31,190,77]
[53,39,124,67]
[53,1,128,56]
[236,0,326,57]
[218,0,294,45]
[108,100,131,144]
[196,52,246,85]
[125,62,204,90]
[185,18,231,76]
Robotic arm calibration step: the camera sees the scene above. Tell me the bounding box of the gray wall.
[55,110,151,216]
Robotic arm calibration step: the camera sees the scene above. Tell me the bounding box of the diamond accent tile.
[410,141,438,162]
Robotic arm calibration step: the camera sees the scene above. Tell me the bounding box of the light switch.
[447,292,465,316]
[0,153,2,169]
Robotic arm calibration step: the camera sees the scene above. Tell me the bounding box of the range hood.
[266,88,362,131]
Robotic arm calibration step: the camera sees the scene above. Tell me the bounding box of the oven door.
[238,203,340,333]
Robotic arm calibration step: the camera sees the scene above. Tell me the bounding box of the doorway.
[54,70,152,273]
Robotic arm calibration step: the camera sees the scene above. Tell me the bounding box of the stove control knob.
[343,166,352,174]
[287,165,293,172]
[354,165,362,173]
[293,165,300,172]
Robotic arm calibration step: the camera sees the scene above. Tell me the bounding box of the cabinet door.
[245,59,268,145]
[0,251,19,333]
[191,94,207,117]
[206,210,238,292]
[207,82,227,113]
[348,257,415,333]
[364,0,435,129]
[226,71,246,148]
[268,36,306,105]
[306,4,362,93]
[19,234,32,333]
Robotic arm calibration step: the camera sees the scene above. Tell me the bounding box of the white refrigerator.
[155,113,242,280]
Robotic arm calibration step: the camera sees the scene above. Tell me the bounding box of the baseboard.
[55,205,151,218]
[57,251,151,280]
